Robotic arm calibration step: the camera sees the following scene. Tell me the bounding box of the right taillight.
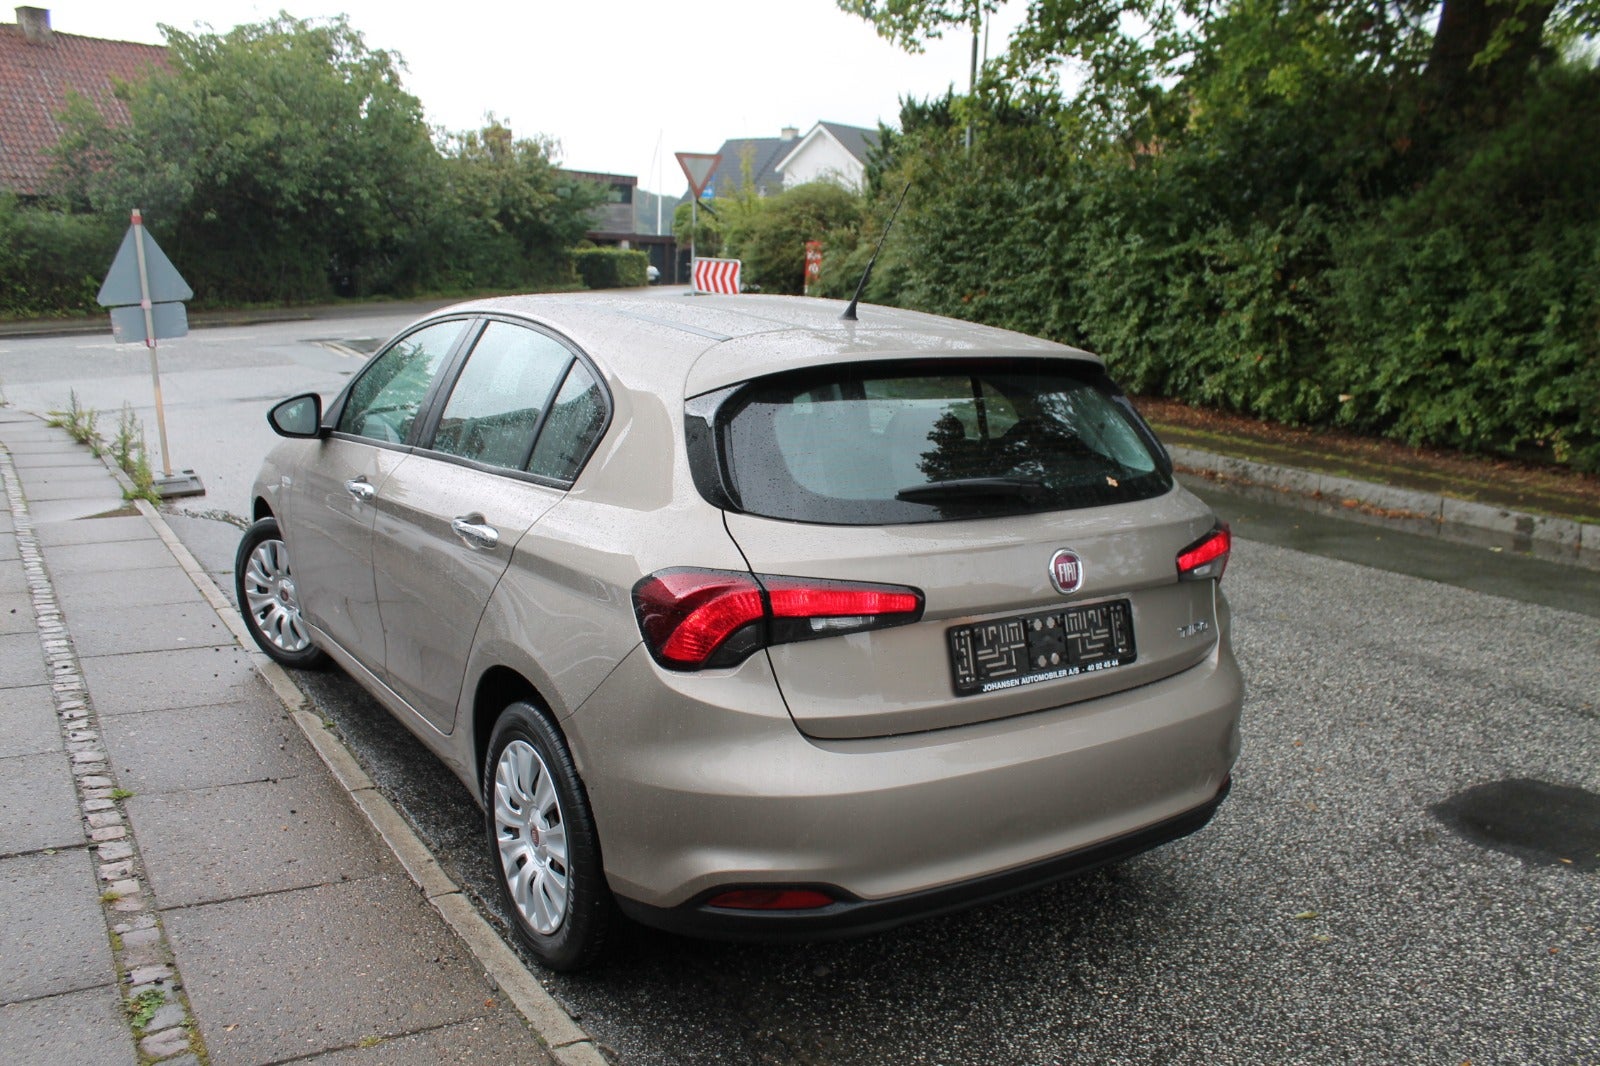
[633,568,925,671]
[1177,522,1231,581]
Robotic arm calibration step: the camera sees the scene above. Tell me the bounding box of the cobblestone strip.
[0,446,205,1066]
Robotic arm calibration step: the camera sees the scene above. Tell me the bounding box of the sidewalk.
[0,409,602,1065]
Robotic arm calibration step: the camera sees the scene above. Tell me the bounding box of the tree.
[435,118,605,287]
[842,0,1597,132]
[59,15,441,300]
[726,182,864,294]
[672,199,725,257]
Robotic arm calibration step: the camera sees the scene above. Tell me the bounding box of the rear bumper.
[616,776,1230,940]
[567,636,1243,919]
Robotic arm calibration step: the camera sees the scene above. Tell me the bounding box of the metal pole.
[690,196,698,286]
[131,208,174,478]
[965,7,979,154]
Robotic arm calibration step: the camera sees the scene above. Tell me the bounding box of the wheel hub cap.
[242,538,312,654]
[493,739,570,935]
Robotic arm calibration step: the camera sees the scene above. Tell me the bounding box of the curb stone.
[1168,444,1600,571]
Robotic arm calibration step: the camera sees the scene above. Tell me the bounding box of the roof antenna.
[841,182,910,322]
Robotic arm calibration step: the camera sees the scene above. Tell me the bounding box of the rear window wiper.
[895,476,1047,502]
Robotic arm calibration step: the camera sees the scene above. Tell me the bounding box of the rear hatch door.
[711,356,1225,739]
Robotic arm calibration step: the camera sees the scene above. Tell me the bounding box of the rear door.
[370,319,609,732]
[714,358,1225,739]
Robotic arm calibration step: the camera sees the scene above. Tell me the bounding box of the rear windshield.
[712,359,1173,525]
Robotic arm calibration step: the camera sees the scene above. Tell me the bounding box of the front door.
[290,318,469,671]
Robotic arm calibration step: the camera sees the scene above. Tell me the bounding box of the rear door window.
[528,362,608,482]
[714,359,1171,525]
[429,321,573,470]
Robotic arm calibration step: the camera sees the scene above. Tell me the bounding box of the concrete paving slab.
[0,752,83,853]
[0,631,48,689]
[0,685,58,759]
[63,601,234,658]
[166,875,500,1065]
[0,562,26,596]
[0,985,137,1066]
[0,850,114,1002]
[14,459,116,479]
[34,514,157,547]
[0,531,16,562]
[18,498,136,525]
[6,451,108,471]
[129,773,384,907]
[299,1010,550,1064]
[41,539,177,576]
[16,471,122,502]
[0,437,96,454]
[100,697,306,796]
[81,645,263,716]
[52,565,207,611]
[0,591,30,635]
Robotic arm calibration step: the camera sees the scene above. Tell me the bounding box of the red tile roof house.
[0,6,167,198]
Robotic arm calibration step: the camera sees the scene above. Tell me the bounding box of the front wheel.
[235,517,328,669]
[484,701,614,971]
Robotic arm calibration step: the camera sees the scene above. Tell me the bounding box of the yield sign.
[675,152,721,198]
[98,215,192,308]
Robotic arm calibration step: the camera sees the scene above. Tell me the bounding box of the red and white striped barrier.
[693,257,741,295]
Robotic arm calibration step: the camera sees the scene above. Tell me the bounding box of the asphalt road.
[3,314,1595,1064]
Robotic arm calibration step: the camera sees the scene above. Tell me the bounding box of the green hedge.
[865,65,1600,472]
[572,248,649,290]
[0,196,119,317]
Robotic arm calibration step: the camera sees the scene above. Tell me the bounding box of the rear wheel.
[235,517,327,669]
[484,701,613,971]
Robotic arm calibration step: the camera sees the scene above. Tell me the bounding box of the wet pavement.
[0,409,585,1065]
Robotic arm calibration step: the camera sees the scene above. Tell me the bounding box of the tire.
[235,517,328,669]
[484,701,614,971]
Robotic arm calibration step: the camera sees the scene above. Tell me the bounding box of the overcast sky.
[47,1,1026,194]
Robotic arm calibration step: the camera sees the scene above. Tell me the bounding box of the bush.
[857,64,1600,471]
[725,182,863,295]
[1321,68,1600,469]
[0,196,119,316]
[572,248,649,289]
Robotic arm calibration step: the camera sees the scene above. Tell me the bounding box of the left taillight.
[632,568,925,671]
[1177,522,1231,581]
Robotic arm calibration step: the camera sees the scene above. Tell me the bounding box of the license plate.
[948,600,1136,697]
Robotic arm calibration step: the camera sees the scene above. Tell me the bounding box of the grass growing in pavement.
[47,393,160,504]
[126,988,164,1030]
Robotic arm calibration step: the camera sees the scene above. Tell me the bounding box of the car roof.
[433,293,1101,397]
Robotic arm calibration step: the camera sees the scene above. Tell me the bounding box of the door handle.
[344,477,376,502]
[451,515,500,549]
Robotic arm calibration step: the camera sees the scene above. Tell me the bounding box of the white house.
[774,121,880,191]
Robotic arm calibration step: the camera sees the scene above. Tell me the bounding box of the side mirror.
[267,393,325,439]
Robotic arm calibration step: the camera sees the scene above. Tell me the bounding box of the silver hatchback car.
[238,293,1242,970]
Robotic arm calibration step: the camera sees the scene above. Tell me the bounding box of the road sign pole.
[131,209,174,478]
[675,152,721,291]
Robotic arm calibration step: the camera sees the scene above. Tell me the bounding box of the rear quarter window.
[710,359,1172,525]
